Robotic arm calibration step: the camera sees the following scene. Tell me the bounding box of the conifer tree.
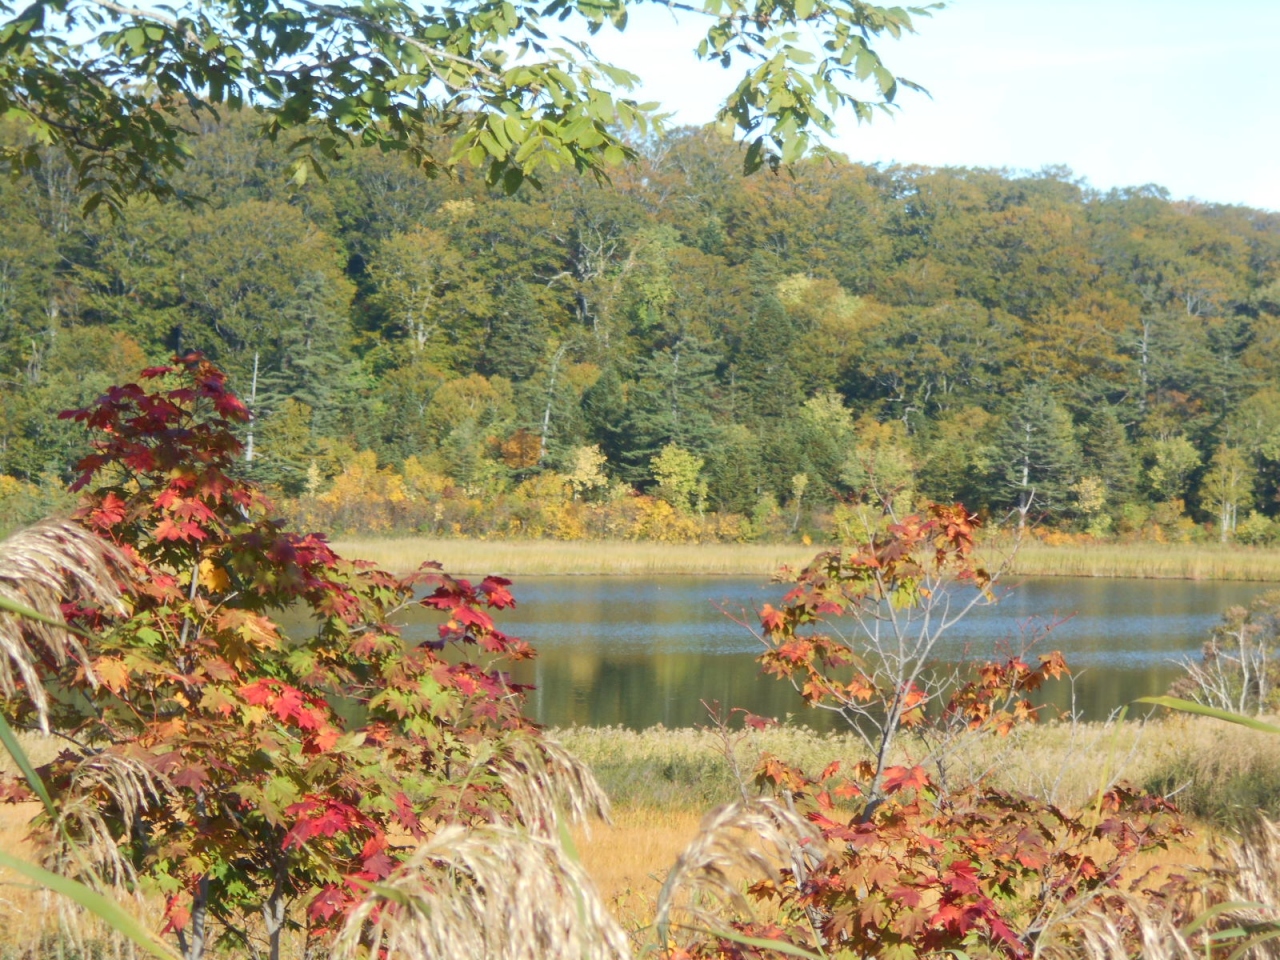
[1081,406,1139,507]
[992,385,1082,525]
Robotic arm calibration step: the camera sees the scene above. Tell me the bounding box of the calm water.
[395,576,1273,730]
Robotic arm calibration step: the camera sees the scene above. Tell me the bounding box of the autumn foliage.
[2,355,585,959]
[685,505,1194,959]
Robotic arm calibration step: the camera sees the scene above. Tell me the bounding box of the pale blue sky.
[573,0,1280,210]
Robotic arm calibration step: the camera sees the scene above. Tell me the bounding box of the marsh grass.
[997,541,1280,582]
[331,538,832,576]
[334,535,1280,581]
[556,713,1280,816]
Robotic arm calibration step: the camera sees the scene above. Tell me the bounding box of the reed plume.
[654,797,825,949]
[333,823,629,960]
[0,519,128,731]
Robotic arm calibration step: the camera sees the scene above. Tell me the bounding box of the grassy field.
[332,535,1280,582]
[330,537,819,577]
[1005,541,1280,581]
[0,716,1260,954]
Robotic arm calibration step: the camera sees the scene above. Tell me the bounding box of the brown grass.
[333,535,1280,581]
[0,801,51,945]
[993,541,1280,582]
[331,538,823,576]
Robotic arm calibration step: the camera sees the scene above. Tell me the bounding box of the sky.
[569,0,1280,210]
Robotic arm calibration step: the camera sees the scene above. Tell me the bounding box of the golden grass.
[0,801,52,947]
[330,537,819,577]
[333,535,1280,581]
[994,541,1280,582]
[573,806,705,934]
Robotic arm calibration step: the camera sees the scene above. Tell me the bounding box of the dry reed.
[654,797,824,950]
[0,519,129,730]
[1000,541,1280,582]
[333,823,630,960]
[334,535,1280,581]
[555,712,1280,815]
[331,537,818,577]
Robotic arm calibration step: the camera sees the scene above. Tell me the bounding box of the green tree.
[991,386,1081,526]
[1081,406,1139,508]
[619,335,723,479]
[651,443,705,513]
[1199,444,1256,541]
[0,0,925,211]
[480,280,547,383]
[1143,435,1201,504]
[365,226,488,371]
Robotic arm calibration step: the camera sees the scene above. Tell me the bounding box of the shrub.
[0,355,606,960]
[662,507,1193,959]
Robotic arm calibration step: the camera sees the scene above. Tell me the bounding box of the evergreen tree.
[990,386,1082,525]
[618,335,722,481]
[703,424,763,514]
[581,362,630,469]
[481,280,546,383]
[730,294,802,420]
[1081,406,1139,507]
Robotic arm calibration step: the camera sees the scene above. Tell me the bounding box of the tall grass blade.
[0,710,56,820]
[0,594,96,641]
[1135,696,1280,733]
[1182,901,1271,937]
[0,849,177,960]
[668,923,825,960]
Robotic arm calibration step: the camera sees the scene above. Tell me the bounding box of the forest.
[3,112,1280,544]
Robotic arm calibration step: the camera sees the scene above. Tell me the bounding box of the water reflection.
[393,575,1271,730]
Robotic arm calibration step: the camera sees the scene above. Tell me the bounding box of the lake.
[397,575,1275,730]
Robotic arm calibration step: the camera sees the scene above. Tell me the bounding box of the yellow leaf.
[199,559,230,592]
[94,657,130,695]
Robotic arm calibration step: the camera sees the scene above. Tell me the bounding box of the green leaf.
[1135,696,1280,733]
[0,712,55,821]
[0,850,179,960]
[122,26,146,53]
[794,0,816,19]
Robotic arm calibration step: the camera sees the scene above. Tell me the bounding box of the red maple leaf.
[881,765,930,795]
[480,576,516,608]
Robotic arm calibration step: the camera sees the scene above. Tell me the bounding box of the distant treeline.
[3,114,1280,542]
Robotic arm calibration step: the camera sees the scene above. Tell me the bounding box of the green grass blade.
[1135,696,1280,734]
[1092,704,1128,824]
[0,849,178,960]
[0,712,56,821]
[1228,927,1280,960]
[0,594,95,642]
[1183,901,1271,937]
[669,923,825,960]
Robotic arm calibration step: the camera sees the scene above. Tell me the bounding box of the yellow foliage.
[516,472,572,504]
[401,456,449,499]
[628,497,703,543]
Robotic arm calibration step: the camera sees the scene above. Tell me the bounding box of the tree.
[1080,406,1139,509]
[682,505,1188,960]
[1143,435,1201,504]
[7,355,604,960]
[650,443,705,513]
[991,386,1081,527]
[1199,444,1255,542]
[0,0,928,212]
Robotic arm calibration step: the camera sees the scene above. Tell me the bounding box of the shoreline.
[330,536,1280,583]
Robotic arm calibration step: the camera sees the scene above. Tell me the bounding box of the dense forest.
[3,113,1280,543]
